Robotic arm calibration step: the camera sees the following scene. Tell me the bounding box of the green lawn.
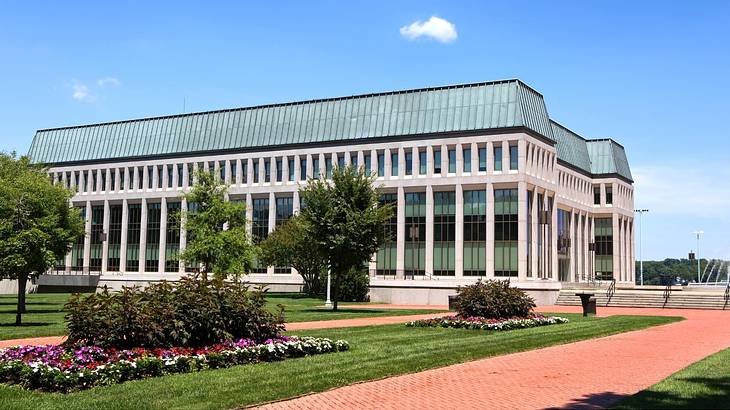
[613,347,730,409]
[0,293,445,341]
[0,313,680,410]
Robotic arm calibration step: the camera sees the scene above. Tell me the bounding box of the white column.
[245,193,253,236]
[182,162,189,189]
[120,199,128,273]
[396,186,405,276]
[83,201,91,272]
[487,141,494,174]
[294,155,301,182]
[282,157,289,184]
[101,200,110,273]
[486,183,495,278]
[139,198,147,273]
[179,197,187,273]
[412,147,420,176]
[159,198,167,273]
[612,213,620,280]
[426,145,434,177]
[384,149,392,179]
[456,144,464,176]
[425,185,434,276]
[517,181,528,281]
[530,187,538,279]
[440,144,448,176]
[293,190,300,214]
[570,210,577,282]
[267,192,276,275]
[550,193,558,280]
[455,184,464,277]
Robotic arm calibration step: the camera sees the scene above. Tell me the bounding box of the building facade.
[28,80,634,304]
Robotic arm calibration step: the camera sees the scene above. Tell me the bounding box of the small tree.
[178,170,255,281]
[0,153,84,324]
[299,166,392,310]
[259,215,326,295]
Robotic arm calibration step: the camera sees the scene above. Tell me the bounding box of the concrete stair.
[556,287,730,310]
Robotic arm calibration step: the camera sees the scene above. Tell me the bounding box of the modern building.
[28,79,634,304]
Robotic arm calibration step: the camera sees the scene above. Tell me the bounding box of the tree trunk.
[332,269,340,311]
[16,273,28,325]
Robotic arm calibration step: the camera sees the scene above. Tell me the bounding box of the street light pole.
[693,231,704,283]
[324,264,332,308]
[634,209,649,286]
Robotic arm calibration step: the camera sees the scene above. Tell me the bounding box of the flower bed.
[0,336,349,393]
[406,314,569,330]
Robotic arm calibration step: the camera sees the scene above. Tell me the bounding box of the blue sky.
[1,1,729,260]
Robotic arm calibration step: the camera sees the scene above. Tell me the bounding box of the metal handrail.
[663,283,672,307]
[606,278,616,302]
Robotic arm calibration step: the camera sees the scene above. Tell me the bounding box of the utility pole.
[634,209,649,286]
[693,230,704,283]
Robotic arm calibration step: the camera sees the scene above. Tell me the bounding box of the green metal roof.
[586,139,633,181]
[28,79,553,165]
[550,121,591,174]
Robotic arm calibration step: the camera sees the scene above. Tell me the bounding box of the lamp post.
[634,209,649,286]
[324,263,332,308]
[693,230,704,283]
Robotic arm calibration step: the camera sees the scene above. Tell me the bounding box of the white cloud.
[97,77,120,87]
[633,164,730,219]
[71,82,95,102]
[400,16,457,43]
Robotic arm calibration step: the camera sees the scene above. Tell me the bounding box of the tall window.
[299,157,307,181]
[242,161,248,184]
[274,197,294,273]
[494,189,518,277]
[376,193,397,275]
[107,205,123,271]
[177,164,183,187]
[594,186,601,205]
[419,150,427,175]
[120,168,126,190]
[405,152,413,175]
[364,154,372,175]
[527,191,533,278]
[325,156,333,178]
[390,152,398,176]
[165,202,181,272]
[276,158,283,182]
[313,157,320,179]
[251,198,269,273]
[288,158,295,181]
[109,170,115,191]
[434,191,456,276]
[219,160,226,182]
[362,154,373,175]
[145,203,161,272]
[464,190,486,276]
[494,146,503,171]
[433,148,442,174]
[337,154,345,169]
[92,170,98,192]
[89,205,104,272]
[350,153,358,170]
[187,164,194,187]
[230,161,237,183]
[377,153,385,177]
[264,159,271,183]
[253,161,260,183]
[557,209,572,281]
[595,218,614,279]
[157,165,163,188]
[463,147,472,172]
[126,204,141,271]
[71,207,86,271]
[606,187,613,205]
[404,192,426,276]
[448,149,456,173]
[509,145,518,170]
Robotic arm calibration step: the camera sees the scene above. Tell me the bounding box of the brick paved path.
[258,307,730,410]
[0,335,66,348]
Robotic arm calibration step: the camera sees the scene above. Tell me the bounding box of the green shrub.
[321,266,370,302]
[64,277,284,349]
[454,279,535,319]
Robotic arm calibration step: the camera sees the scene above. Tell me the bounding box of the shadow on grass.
[299,308,390,314]
[549,375,730,409]
[0,322,53,328]
[0,301,59,306]
[0,309,64,314]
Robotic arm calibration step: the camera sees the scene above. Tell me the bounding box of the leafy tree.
[0,153,84,324]
[258,215,326,295]
[179,170,255,281]
[299,165,393,310]
[636,258,710,285]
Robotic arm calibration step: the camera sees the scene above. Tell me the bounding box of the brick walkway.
[0,335,66,349]
[258,307,730,410]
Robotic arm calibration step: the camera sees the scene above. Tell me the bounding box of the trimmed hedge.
[454,279,536,319]
[64,277,284,349]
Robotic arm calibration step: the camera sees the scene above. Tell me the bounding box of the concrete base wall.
[369,279,561,306]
